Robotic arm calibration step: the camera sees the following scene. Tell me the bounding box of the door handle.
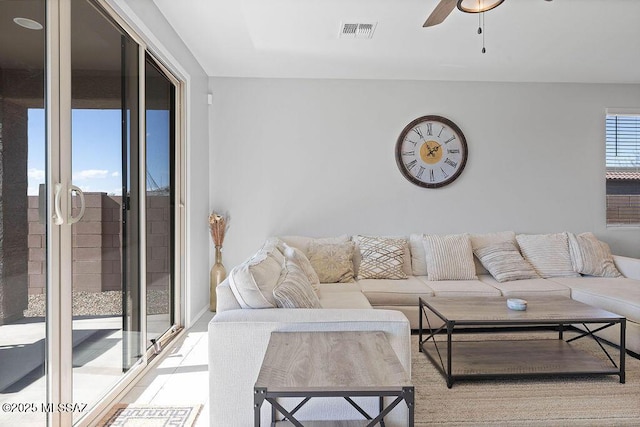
[68,185,86,224]
[53,183,64,225]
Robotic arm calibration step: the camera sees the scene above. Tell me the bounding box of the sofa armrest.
[613,255,640,280]
[209,308,411,427]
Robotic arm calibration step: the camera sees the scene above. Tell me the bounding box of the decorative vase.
[210,246,227,311]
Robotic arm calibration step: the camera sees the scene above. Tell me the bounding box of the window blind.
[606,113,640,226]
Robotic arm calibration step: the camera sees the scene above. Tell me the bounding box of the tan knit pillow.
[307,241,355,283]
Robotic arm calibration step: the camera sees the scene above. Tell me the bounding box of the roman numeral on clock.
[426,123,433,136]
[406,160,417,171]
[430,169,435,182]
[448,149,460,154]
[441,167,449,178]
[416,166,425,179]
[444,135,456,144]
[402,151,415,156]
[444,158,457,168]
[412,127,425,140]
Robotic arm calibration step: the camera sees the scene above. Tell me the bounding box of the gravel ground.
[24,289,171,317]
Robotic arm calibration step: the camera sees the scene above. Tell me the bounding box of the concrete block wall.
[27,192,171,294]
[607,195,640,225]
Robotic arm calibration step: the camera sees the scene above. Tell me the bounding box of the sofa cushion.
[307,241,356,283]
[318,289,373,309]
[359,276,435,306]
[516,232,580,278]
[423,233,477,281]
[282,242,321,293]
[478,275,571,298]
[550,277,640,323]
[568,232,622,278]
[354,235,408,280]
[474,241,539,283]
[353,235,412,277]
[415,276,501,297]
[469,231,517,275]
[273,260,322,309]
[228,240,285,309]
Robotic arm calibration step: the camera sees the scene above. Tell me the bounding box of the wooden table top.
[421,296,625,325]
[255,331,411,392]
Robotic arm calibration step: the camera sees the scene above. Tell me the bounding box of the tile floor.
[117,310,215,426]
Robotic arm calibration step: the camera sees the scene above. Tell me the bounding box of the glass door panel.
[69,0,140,419]
[145,55,176,346]
[0,1,48,426]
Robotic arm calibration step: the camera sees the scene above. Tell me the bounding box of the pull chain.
[478,12,486,53]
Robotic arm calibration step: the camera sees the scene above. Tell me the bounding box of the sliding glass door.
[0,1,47,426]
[0,1,182,425]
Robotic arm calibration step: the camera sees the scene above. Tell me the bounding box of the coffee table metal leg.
[254,387,266,427]
[447,321,454,389]
[620,319,626,384]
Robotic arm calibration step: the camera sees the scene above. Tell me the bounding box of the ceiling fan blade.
[423,0,458,27]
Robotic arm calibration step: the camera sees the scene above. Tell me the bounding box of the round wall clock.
[395,115,468,188]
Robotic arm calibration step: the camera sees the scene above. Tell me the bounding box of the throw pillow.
[516,233,580,278]
[307,241,356,283]
[409,234,428,276]
[282,242,321,293]
[355,235,408,280]
[228,239,286,309]
[423,234,477,281]
[568,232,622,277]
[272,260,322,309]
[474,241,540,282]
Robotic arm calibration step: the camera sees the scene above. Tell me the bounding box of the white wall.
[111,0,211,326]
[209,77,640,269]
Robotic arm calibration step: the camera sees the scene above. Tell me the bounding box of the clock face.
[395,115,468,188]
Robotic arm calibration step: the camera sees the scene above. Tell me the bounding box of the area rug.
[98,404,201,427]
[411,332,640,426]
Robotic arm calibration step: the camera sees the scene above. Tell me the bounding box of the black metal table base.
[253,388,415,427]
[418,297,626,388]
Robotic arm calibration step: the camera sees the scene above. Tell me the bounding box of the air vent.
[339,22,377,39]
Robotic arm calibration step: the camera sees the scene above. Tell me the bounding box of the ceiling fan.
[423,0,552,28]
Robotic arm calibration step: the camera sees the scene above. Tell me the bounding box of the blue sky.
[28,108,170,196]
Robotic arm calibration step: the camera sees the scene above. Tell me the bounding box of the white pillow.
[228,240,285,309]
[409,234,428,276]
[474,241,539,283]
[568,232,622,277]
[516,233,580,279]
[423,234,477,281]
[282,242,321,293]
[273,260,322,309]
[469,231,518,275]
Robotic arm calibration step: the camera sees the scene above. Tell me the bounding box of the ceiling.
[152,0,640,84]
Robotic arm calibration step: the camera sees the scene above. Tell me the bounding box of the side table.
[254,331,414,426]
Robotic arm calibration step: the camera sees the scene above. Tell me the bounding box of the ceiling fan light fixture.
[457,0,505,13]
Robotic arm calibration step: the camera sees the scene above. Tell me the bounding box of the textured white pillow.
[282,242,321,293]
[469,231,518,275]
[307,241,356,283]
[354,235,408,280]
[228,240,285,309]
[423,234,477,281]
[409,234,428,276]
[273,260,322,309]
[516,233,580,279]
[474,241,539,283]
[568,232,622,277]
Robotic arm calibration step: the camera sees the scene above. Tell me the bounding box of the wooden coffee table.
[254,331,414,426]
[418,297,626,388]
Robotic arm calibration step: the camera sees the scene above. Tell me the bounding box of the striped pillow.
[568,232,622,277]
[282,243,321,294]
[273,260,322,309]
[355,236,408,280]
[423,234,477,281]
[474,242,539,282]
[516,233,580,278]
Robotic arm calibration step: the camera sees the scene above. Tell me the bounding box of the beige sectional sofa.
[209,231,640,426]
